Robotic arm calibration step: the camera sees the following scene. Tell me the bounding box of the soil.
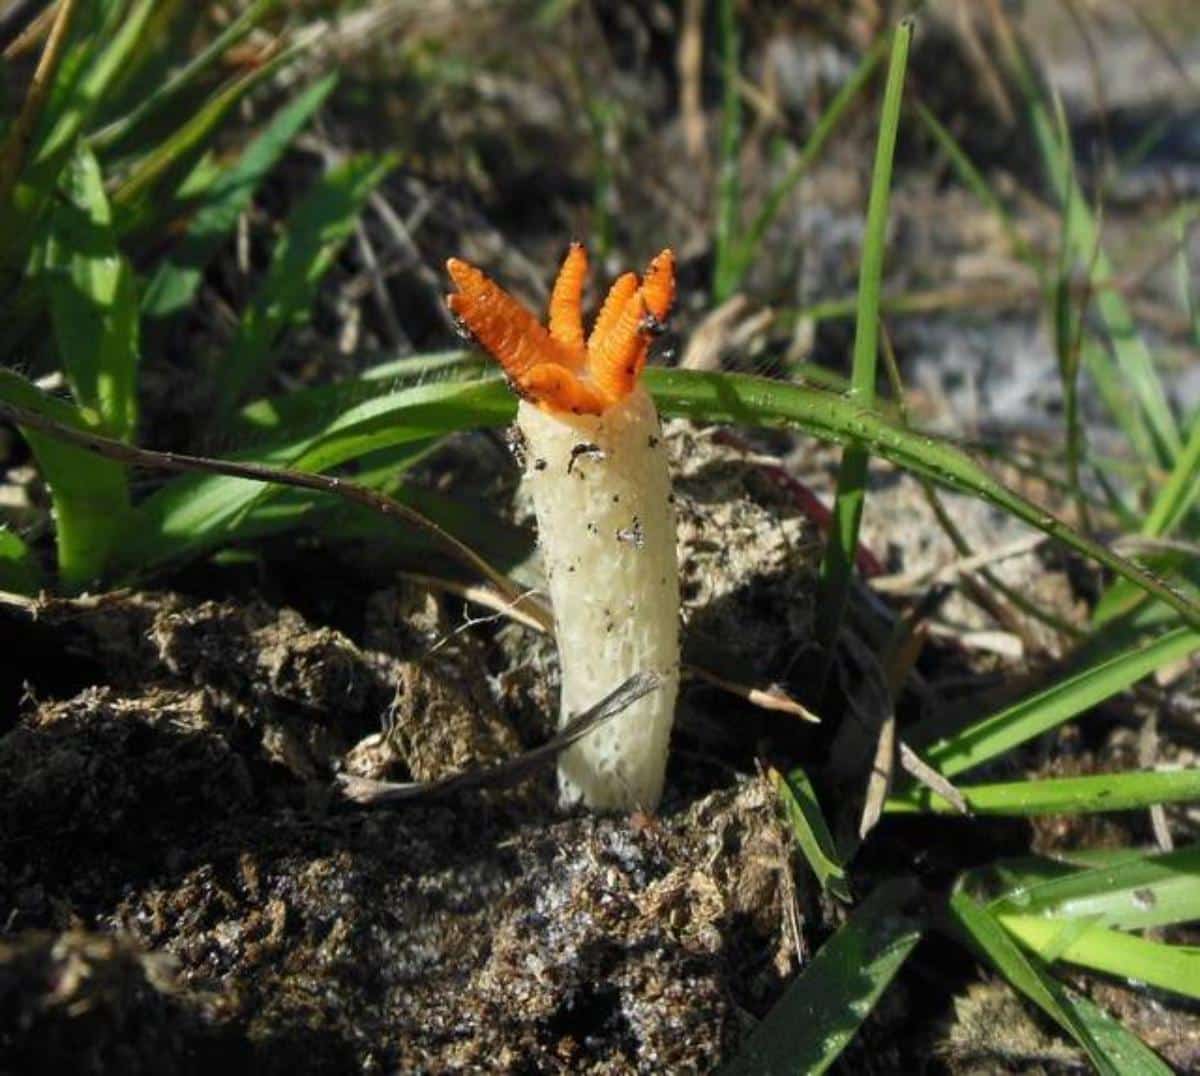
[0,434,817,1075]
[4,426,1197,1073]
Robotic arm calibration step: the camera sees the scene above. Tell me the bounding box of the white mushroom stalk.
[446,244,680,810]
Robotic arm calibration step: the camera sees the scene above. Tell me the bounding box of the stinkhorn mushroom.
[446,244,679,810]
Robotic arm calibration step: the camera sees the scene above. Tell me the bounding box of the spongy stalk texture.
[519,387,680,810]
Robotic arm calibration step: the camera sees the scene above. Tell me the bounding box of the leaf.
[887,767,1200,816]
[43,146,140,441]
[817,19,913,653]
[718,879,922,1075]
[735,40,886,284]
[1013,37,1179,464]
[112,375,512,576]
[710,0,742,304]
[110,43,302,237]
[643,368,1200,630]
[0,369,129,590]
[214,152,398,416]
[0,527,41,594]
[903,627,1200,779]
[1095,410,1200,624]
[999,914,1200,1001]
[772,767,852,902]
[142,72,339,318]
[947,890,1170,1075]
[988,844,1200,933]
[91,0,280,153]
[1,0,159,261]
[235,478,535,581]
[232,350,487,441]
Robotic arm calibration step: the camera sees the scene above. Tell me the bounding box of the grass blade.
[988,845,1200,932]
[1006,35,1179,464]
[772,767,851,902]
[887,767,1200,816]
[710,0,742,303]
[231,350,487,439]
[43,146,140,441]
[734,36,887,290]
[236,480,535,581]
[0,526,41,594]
[0,0,79,205]
[213,151,397,418]
[815,18,913,654]
[115,375,511,575]
[914,101,1037,271]
[4,0,158,240]
[717,879,922,1075]
[142,72,339,318]
[110,45,300,235]
[998,914,1200,1001]
[947,891,1170,1075]
[644,368,1200,630]
[904,627,1199,779]
[90,0,278,153]
[1094,410,1200,624]
[0,369,129,590]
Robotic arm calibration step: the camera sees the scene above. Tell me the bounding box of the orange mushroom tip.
[445,245,675,416]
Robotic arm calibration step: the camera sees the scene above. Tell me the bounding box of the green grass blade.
[110,46,299,235]
[113,375,512,576]
[887,767,1200,816]
[773,767,851,902]
[735,37,887,287]
[236,480,535,579]
[717,879,922,1076]
[914,101,1037,271]
[90,0,278,153]
[0,368,129,590]
[4,0,158,239]
[989,845,1200,933]
[232,350,486,440]
[710,0,742,303]
[947,891,1170,1075]
[999,914,1200,1001]
[43,146,139,441]
[1010,39,1180,464]
[142,72,339,319]
[0,0,81,208]
[0,526,41,594]
[815,18,912,653]
[904,627,1199,779]
[1065,989,1178,1073]
[213,151,397,418]
[643,368,1200,630]
[1079,337,1159,466]
[1095,410,1200,624]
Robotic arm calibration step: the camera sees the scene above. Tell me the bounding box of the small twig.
[1113,535,1200,560]
[398,572,551,633]
[677,0,706,163]
[686,664,819,723]
[0,0,46,52]
[870,533,1047,595]
[1,0,53,58]
[898,742,969,815]
[338,671,661,805]
[0,0,78,203]
[859,707,895,839]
